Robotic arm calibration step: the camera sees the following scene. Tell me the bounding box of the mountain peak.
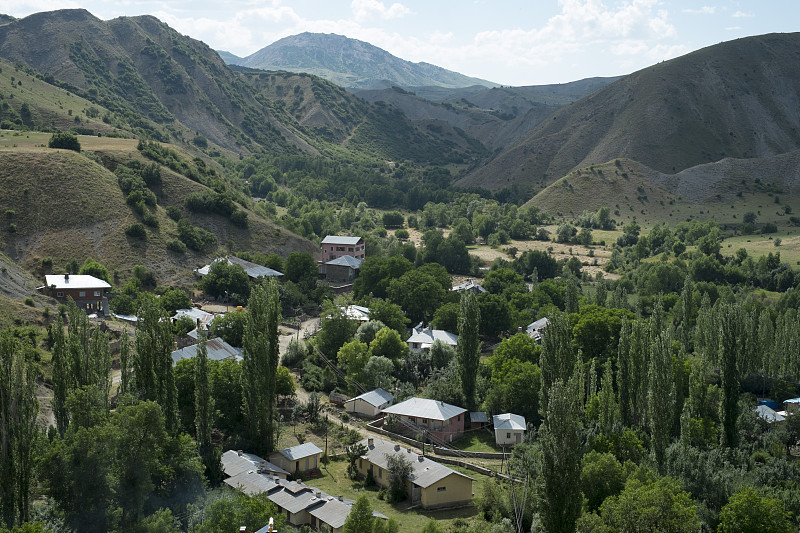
[228,32,496,90]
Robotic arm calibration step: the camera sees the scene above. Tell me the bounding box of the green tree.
[581,451,626,512]
[369,327,409,363]
[457,292,481,411]
[317,299,359,360]
[48,130,81,152]
[198,260,250,302]
[0,331,38,526]
[242,280,281,455]
[596,476,701,533]
[718,303,742,448]
[192,491,285,533]
[477,293,512,336]
[368,298,409,334]
[363,356,395,390]
[135,296,178,432]
[343,494,375,533]
[194,329,220,483]
[718,487,792,533]
[284,251,318,291]
[356,320,386,345]
[539,376,583,533]
[275,366,296,398]
[159,288,192,314]
[388,268,448,324]
[78,257,110,283]
[338,340,371,393]
[540,312,577,417]
[649,329,674,473]
[209,309,247,347]
[118,328,133,397]
[385,452,413,502]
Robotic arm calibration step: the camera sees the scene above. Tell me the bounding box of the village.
[35,235,557,533]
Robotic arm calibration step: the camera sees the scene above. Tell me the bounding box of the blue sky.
[3,1,798,85]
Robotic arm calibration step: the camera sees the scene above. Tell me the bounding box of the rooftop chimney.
[418,456,424,462]
[338,495,343,501]
[315,490,322,498]
[368,438,374,447]
[239,527,246,533]
[64,273,69,281]
[237,450,243,456]
[394,444,401,451]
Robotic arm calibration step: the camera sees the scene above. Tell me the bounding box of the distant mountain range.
[220,32,496,90]
[458,32,800,192]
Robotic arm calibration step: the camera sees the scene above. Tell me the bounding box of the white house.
[493,413,526,446]
[526,317,550,343]
[344,388,394,418]
[450,279,486,295]
[785,398,800,415]
[407,324,458,353]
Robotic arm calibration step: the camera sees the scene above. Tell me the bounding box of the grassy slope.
[0,133,317,284]
[459,32,800,192]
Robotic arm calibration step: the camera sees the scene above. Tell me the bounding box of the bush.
[166,239,186,254]
[125,223,147,240]
[166,205,182,221]
[761,222,778,234]
[24,297,34,307]
[48,131,81,152]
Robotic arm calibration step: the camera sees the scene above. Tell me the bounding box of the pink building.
[321,236,365,262]
[381,397,467,444]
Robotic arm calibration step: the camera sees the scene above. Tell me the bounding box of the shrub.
[166,205,182,221]
[48,131,81,152]
[166,239,186,254]
[125,223,147,239]
[24,297,34,307]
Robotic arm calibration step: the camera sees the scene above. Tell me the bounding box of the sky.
[3,0,799,86]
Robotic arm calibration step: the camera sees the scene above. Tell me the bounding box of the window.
[79,291,86,297]
[359,459,363,468]
[457,415,461,421]
[437,487,446,492]
[348,247,354,252]
[378,469,382,479]
[94,290,101,296]
[336,246,345,251]
[507,433,511,439]
[56,292,64,297]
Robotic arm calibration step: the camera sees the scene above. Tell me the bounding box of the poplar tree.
[597,358,620,435]
[719,303,742,448]
[594,276,607,307]
[0,331,38,526]
[628,319,648,427]
[565,276,579,314]
[457,291,481,411]
[119,328,133,396]
[617,318,632,426]
[194,329,219,482]
[649,329,673,473]
[135,296,178,432]
[757,309,775,389]
[50,315,70,434]
[675,276,693,351]
[540,312,576,417]
[243,279,281,455]
[539,375,583,533]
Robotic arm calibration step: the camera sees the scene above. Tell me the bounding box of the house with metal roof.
[451,279,487,294]
[754,405,786,425]
[407,324,458,354]
[222,450,289,479]
[171,337,243,366]
[41,274,111,315]
[321,235,365,261]
[319,255,363,285]
[356,437,473,509]
[344,388,394,418]
[526,317,550,343]
[172,307,216,329]
[468,411,489,430]
[493,413,527,445]
[382,397,467,443]
[785,397,800,415]
[194,256,283,280]
[269,442,323,474]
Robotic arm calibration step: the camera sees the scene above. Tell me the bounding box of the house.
[321,236,365,262]
[172,307,217,330]
[407,324,458,354]
[340,305,371,323]
[381,397,467,443]
[223,450,288,479]
[195,256,283,280]
[171,337,243,366]
[468,412,489,430]
[526,317,550,343]
[344,388,394,418]
[754,405,786,425]
[269,442,323,474]
[41,274,111,314]
[356,437,473,509]
[319,255,362,285]
[223,451,385,532]
[785,398,800,415]
[493,413,526,445]
[451,279,487,295]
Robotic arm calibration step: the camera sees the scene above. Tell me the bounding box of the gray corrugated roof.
[224,470,281,496]
[268,485,318,513]
[469,411,488,423]
[273,442,323,461]
[382,397,466,421]
[171,338,243,366]
[359,437,473,488]
[493,413,526,431]
[221,450,289,478]
[326,255,363,268]
[407,326,458,347]
[347,388,394,408]
[755,405,786,423]
[227,256,283,278]
[322,235,363,245]
[307,498,351,529]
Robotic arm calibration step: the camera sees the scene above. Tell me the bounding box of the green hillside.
[460,32,800,192]
[0,133,316,282]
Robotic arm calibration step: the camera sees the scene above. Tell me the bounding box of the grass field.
[449,429,502,453]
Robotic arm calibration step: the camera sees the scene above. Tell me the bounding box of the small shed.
[468,411,488,430]
[269,442,323,475]
[344,388,394,418]
[785,398,800,415]
[493,413,526,446]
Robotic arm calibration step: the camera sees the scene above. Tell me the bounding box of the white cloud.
[682,6,716,14]
[429,31,453,45]
[732,10,754,18]
[725,26,742,31]
[351,0,410,23]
